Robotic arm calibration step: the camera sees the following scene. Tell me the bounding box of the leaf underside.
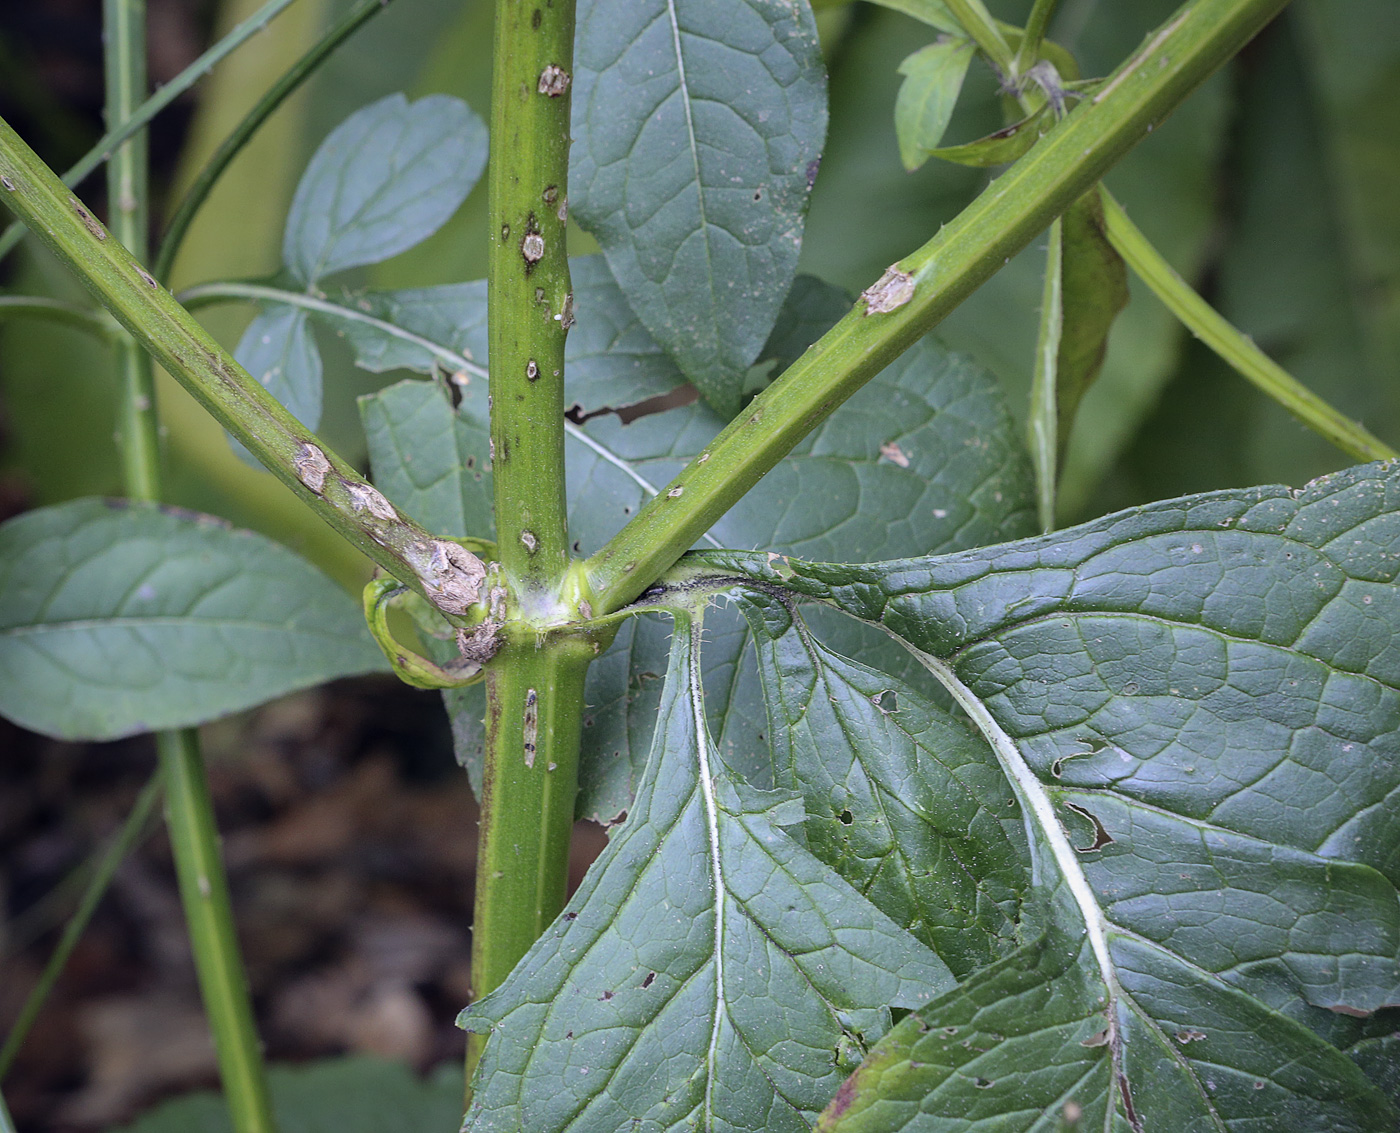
[0,499,386,740]
[460,612,953,1133]
[696,459,1400,1129]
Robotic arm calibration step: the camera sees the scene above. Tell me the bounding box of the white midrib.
[910,647,1119,998]
[663,0,719,341]
[689,619,726,1132]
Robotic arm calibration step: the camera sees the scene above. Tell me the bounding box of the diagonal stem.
[1100,191,1396,464]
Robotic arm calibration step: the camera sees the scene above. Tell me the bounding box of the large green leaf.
[0,499,387,741]
[459,610,954,1132]
[283,92,487,285]
[741,591,1027,978]
[698,459,1400,1126]
[113,1057,463,1133]
[570,0,828,414]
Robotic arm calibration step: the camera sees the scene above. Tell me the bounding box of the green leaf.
[0,499,387,741]
[740,591,1028,976]
[701,460,1400,1126]
[337,280,488,377]
[233,304,322,430]
[359,378,492,541]
[894,38,976,172]
[113,1056,464,1133]
[862,0,960,34]
[571,0,828,414]
[1029,190,1130,528]
[926,104,1047,167]
[820,913,1395,1131]
[283,93,487,285]
[460,611,954,1132]
[573,320,1034,821]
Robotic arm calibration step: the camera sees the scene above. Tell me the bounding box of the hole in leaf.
[838,809,854,825]
[642,972,655,989]
[600,990,614,1001]
[873,690,898,714]
[973,1077,993,1088]
[1064,802,1113,852]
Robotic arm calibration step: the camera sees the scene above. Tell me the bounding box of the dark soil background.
[0,4,606,1128]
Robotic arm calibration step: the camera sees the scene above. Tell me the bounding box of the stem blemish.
[294,441,331,494]
[537,65,571,96]
[523,688,539,768]
[69,197,107,241]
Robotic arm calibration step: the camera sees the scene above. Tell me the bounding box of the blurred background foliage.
[2,0,1398,579]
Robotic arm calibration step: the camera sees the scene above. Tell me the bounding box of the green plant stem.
[153,0,395,284]
[946,0,1015,73]
[1100,191,1398,464]
[1029,216,1064,533]
[0,295,116,336]
[465,633,593,1091]
[465,0,582,1100]
[1014,0,1062,77]
[106,0,160,501]
[0,773,162,1082]
[586,0,1291,613]
[103,7,277,1131]
[159,730,277,1133]
[0,0,303,267]
[486,0,575,592]
[0,115,489,619]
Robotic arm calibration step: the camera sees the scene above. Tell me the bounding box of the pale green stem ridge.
[1029,216,1064,533]
[0,772,162,1082]
[159,730,277,1133]
[106,0,160,501]
[0,1086,14,1133]
[0,115,489,619]
[467,0,583,1103]
[1014,0,1062,78]
[154,0,395,284]
[0,0,302,266]
[945,0,1015,73]
[486,0,576,592]
[585,0,1292,613]
[1101,191,1397,464]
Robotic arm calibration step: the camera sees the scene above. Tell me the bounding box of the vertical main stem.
[105,0,159,500]
[488,0,575,591]
[103,5,275,1131]
[466,635,592,1085]
[469,0,583,1100]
